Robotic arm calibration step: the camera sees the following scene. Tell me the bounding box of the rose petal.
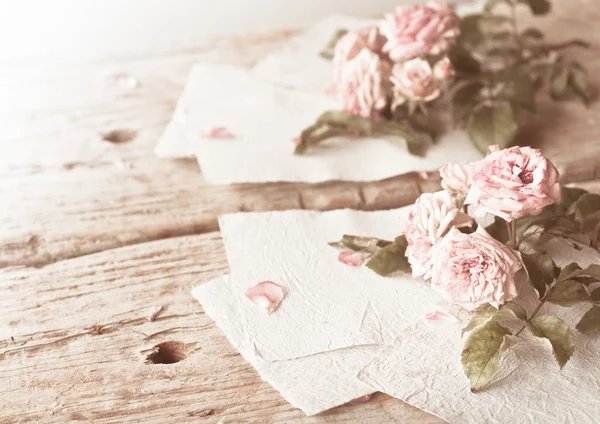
[147,305,163,322]
[292,136,301,146]
[203,127,235,139]
[245,281,285,314]
[338,250,371,266]
[425,310,459,322]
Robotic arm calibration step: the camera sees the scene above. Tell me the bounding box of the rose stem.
[515,299,546,336]
[506,220,517,249]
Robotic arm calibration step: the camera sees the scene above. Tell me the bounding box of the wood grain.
[0,233,442,423]
[2,1,600,422]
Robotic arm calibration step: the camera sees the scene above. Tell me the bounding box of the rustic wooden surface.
[2,1,600,422]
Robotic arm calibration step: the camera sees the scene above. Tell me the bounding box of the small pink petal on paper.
[147,305,163,322]
[338,251,370,266]
[245,281,285,314]
[292,136,301,145]
[348,393,375,405]
[203,127,235,139]
[425,310,459,322]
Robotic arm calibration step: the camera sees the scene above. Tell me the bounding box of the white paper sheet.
[195,208,600,422]
[218,208,447,360]
[193,275,383,415]
[155,64,482,183]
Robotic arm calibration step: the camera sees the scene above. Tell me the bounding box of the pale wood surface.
[2,1,600,422]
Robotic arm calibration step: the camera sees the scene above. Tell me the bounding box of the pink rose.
[333,26,386,84]
[440,162,474,196]
[390,58,443,107]
[380,1,460,62]
[465,146,561,221]
[430,227,522,311]
[404,191,472,278]
[337,49,390,119]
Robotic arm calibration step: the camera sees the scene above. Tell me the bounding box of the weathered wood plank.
[0,233,442,423]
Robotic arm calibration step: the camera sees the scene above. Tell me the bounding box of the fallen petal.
[245,281,285,314]
[425,310,459,322]
[338,250,371,266]
[147,305,163,322]
[203,127,235,139]
[292,136,301,145]
[348,393,375,405]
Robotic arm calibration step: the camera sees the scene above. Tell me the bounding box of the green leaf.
[365,236,410,276]
[569,62,596,106]
[407,112,436,137]
[576,306,600,334]
[521,28,544,39]
[499,302,528,321]
[449,44,482,75]
[452,81,484,124]
[328,235,392,253]
[567,193,600,222]
[461,321,512,391]
[546,280,590,306]
[319,28,348,60]
[519,0,551,15]
[519,252,555,298]
[458,14,484,50]
[374,120,430,157]
[557,263,583,282]
[317,110,373,133]
[590,287,600,302]
[498,68,536,112]
[560,186,588,210]
[529,315,574,368]
[462,305,498,335]
[550,64,571,100]
[467,103,517,154]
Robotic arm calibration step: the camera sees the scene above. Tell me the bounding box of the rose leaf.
[365,235,410,276]
[546,280,590,306]
[467,103,517,154]
[576,306,600,334]
[528,315,574,368]
[461,321,512,391]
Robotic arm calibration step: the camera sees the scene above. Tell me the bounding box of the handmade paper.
[155,64,482,183]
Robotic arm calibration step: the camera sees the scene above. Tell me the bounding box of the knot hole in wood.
[145,341,188,364]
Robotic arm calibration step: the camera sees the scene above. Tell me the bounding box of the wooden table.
[2,1,599,422]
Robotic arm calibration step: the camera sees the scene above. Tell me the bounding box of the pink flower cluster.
[332,1,460,118]
[404,146,560,310]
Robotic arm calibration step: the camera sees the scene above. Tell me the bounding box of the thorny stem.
[515,299,546,336]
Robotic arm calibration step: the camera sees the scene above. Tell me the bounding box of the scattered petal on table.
[147,305,164,322]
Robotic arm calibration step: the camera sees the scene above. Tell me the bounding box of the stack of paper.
[193,208,600,422]
[155,14,483,184]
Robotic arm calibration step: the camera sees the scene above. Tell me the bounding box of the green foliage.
[461,321,512,391]
[467,103,517,153]
[452,81,484,124]
[365,236,411,276]
[528,315,574,368]
[576,306,600,334]
[328,235,392,253]
[546,280,590,306]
